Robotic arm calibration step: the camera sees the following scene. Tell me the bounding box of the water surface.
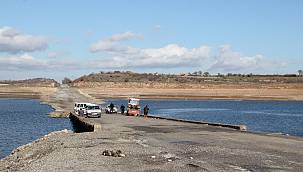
[0,99,72,159]
[106,99,303,137]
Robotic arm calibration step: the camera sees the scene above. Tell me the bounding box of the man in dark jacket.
[109,102,114,113]
[143,105,149,117]
[120,104,125,115]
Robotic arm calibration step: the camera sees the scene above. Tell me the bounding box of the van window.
[87,106,100,110]
[129,100,139,105]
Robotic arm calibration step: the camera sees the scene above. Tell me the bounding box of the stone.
[116,150,122,155]
[110,150,117,157]
[102,150,110,156]
[119,154,125,157]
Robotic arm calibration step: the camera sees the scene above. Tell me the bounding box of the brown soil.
[71,72,303,100]
[78,87,303,101]
[0,86,57,99]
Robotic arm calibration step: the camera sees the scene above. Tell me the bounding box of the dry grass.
[78,87,303,101]
[72,72,303,100]
[72,72,303,88]
[0,86,57,99]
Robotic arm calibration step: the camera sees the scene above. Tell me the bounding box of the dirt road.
[45,84,101,117]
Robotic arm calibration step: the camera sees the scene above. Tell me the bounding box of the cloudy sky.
[0,0,302,80]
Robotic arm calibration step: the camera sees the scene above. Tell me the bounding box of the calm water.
[0,99,72,159]
[106,99,303,137]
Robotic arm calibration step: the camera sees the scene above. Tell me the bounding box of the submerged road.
[1,86,303,172]
[48,84,99,111]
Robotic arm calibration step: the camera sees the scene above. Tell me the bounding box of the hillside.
[71,71,303,89]
[0,78,59,87]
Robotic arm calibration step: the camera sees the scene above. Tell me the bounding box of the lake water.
[0,99,72,159]
[106,99,303,137]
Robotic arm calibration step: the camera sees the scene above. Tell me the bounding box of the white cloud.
[209,45,273,73]
[106,32,143,42]
[91,38,284,73]
[90,44,211,69]
[90,32,143,53]
[0,26,48,53]
[47,51,69,58]
[153,25,161,31]
[90,40,139,54]
[135,44,210,67]
[47,52,59,58]
[0,54,47,70]
[0,54,79,71]
[90,32,211,68]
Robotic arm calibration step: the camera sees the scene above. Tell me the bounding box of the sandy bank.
[78,87,303,101]
[0,86,57,99]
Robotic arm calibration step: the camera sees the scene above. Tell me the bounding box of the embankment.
[148,115,247,131]
[69,113,99,132]
[69,112,246,133]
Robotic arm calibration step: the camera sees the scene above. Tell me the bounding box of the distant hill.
[73,71,204,84]
[0,78,59,87]
[70,71,303,89]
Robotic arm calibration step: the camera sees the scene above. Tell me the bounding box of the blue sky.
[0,0,302,80]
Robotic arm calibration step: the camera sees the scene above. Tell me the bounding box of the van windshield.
[87,106,100,110]
[129,100,139,105]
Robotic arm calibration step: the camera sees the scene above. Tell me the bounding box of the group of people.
[109,102,149,117]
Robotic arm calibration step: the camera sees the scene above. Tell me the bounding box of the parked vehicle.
[80,104,101,118]
[74,102,90,115]
[105,104,118,114]
[127,98,140,116]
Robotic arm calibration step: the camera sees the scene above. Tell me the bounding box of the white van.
[74,102,90,115]
[82,104,101,118]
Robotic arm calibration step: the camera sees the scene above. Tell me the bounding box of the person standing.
[120,104,125,115]
[143,105,149,117]
[109,102,114,113]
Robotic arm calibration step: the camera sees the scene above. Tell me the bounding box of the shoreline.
[78,87,303,101]
[2,85,303,101]
[101,96,303,101]
[2,93,302,102]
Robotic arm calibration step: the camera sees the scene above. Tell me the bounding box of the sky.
[0,0,302,81]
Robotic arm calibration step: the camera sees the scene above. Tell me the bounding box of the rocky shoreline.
[0,129,71,171]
